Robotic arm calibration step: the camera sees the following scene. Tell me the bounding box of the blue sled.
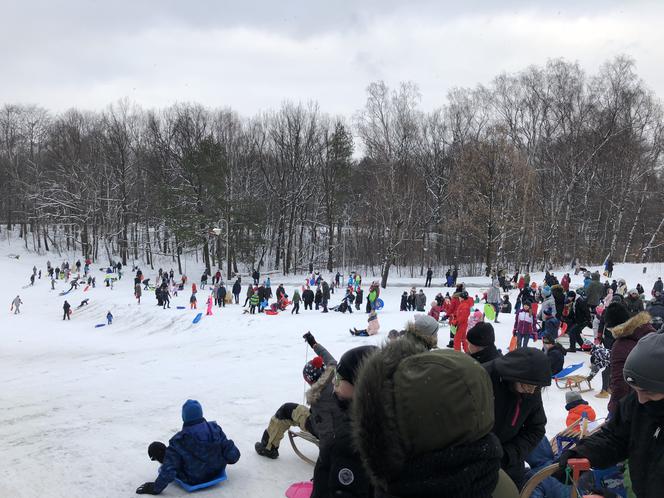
[553,362,584,379]
[192,312,203,324]
[175,469,227,492]
[375,298,384,310]
[176,306,186,310]
[94,323,106,328]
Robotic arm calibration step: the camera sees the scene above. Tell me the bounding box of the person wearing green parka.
[291,289,301,314]
[249,292,259,314]
[353,342,519,498]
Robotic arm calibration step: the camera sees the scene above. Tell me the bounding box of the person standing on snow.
[321,279,330,313]
[11,295,23,314]
[106,311,113,325]
[62,300,71,320]
[425,267,433,287]
[452,291,474,352]
[232,278,241,304]
[291,289,301,314]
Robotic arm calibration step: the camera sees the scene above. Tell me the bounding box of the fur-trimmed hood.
[306,366,335,405]
[611,311,654,339]
[353,338,494,490]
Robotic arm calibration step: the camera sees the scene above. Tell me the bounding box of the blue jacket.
[154,420,240,493]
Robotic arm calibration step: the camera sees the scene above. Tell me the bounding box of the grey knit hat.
[413,314,439,339]
[623,333,664,393]
[565,391,582,404]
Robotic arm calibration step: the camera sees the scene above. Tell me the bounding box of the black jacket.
[573,391,664,498]
[470,345,502,364]
[545,344,566,376]
[322,282,330,300]
[573,297,591,326]
[302,289,315,304]
[311,407,372,498]
[484,349,550,489]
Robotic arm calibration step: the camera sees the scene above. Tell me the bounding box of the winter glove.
[136,482,159,495]
[303,332,317,347]
[552,449,580,482]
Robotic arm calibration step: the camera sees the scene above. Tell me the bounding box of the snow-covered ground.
[1,244,662,498]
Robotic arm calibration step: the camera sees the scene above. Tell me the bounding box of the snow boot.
[254,437,279,459]
[594,390,609,399]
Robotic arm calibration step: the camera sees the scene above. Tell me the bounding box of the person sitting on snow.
[136,400,240,495]
[350,310,380,336]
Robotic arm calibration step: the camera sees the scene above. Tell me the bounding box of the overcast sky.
[2,1,663,117]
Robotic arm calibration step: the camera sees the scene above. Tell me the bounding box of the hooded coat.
[484,349,551,489]
[545,343,566,376]
[470,345,502,364]
[572,391,664,498]
[353,339,518,498]
[607,311,656,414]
[586,272,604,307]
[154,420,240,493]
[306,344,340,441]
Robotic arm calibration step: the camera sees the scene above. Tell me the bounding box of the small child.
[564,392,596,431]
[542,335,566,376]
[400,291,408,311]
[467,308,484,331]
[428,300,442,321]
[107,311,113,325]
[587,344,611,398]
[190,293,197,310]
[350,310,380,336]
[541,307,560,342]
[513,301,537,348]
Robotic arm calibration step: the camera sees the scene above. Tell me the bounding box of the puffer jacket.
[484,349,551,489]
[307,344,340,441]
[586,272,603,307]
[607,312,655,414]
[565,400,596,429]
[154,420,240,493]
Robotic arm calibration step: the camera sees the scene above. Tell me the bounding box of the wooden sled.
[287,430,319,465]
[555,374,592,393]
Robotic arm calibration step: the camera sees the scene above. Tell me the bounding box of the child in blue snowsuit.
[106,311,113,325]
[136,400,240,495]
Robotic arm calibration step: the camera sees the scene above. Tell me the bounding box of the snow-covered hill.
[1,246,662,497]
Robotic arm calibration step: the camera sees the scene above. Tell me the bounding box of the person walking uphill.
[11,295,22,314]
[557,333,664,498]
[484,348,551,490]
[136,400,240,495]
[311,345,377,498]
[353,345,519,498]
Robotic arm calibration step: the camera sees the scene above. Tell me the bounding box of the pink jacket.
[366,314,380,335]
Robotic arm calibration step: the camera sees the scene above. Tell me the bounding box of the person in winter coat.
[652,277,663,298]
[587,343,611,399]
[452,291,474,352]
[564,392,596,431]
[406,289,416,311]
[487,280,502,323]
[513,301,537,348]
[425,267,433,287]
[350,310,380,336]
[218,285,227,308]
[354,287,363,311]
[428,300,442,321]
[560,273,571,293]
[291,289,301,314]
[232,279,241,304]
[537,286,556,322]
[646,295,664,323]
[249,292,259,314]
[302,286,314,310]
[625,288,644,316]
[501,294,512,314]
[566,290,591,353]
[615,278,627,296]
[190,292,197,310]
[467,322,502,364]
[11,295,22,314]
[366,283,379,313]
[415,289,427,312]
[399,292,408,311]
[540,307,560,342]
[255,333,338,459]
[321,280,330,313]
[550,284,565,319]
[353,344,519,498]
[135,283,142,304]
[63,300,71,320]
[557,332,664,498]
[484,348,551,489]
[586,272,604,310]
[314,287,322,310]
[136,400,240,495]
[311,345,377,498]
[542,335,566,376]
[106,311,113,325]
[603,303,656,415]
[243,285,254,307]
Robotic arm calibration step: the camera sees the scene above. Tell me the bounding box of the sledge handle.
[568,457,591,482]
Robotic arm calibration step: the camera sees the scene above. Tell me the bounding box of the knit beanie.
[542,286,552,297]
[336,346,377,385]
[624,333,664,394]
[565,391,582,405]
[182,399,204,424]
[302,356,325,385]
[407,314,439,347]
[604,302,630,329]
[466,322,495,348]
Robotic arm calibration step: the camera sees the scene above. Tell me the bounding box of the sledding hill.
[1,248,661,497]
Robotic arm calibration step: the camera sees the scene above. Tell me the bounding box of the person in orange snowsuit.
[453,291,474,352]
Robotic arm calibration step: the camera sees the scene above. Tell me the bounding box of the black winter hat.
[493,348,552,387]
[148,441,166,462]
[604,302,630,329]
[467,322,495,347]
[336,345,378,385]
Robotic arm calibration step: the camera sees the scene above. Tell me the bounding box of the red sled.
[559,322,568,337]
[285,482,312,498]
[265,310,279,316]
[84,285,90,292]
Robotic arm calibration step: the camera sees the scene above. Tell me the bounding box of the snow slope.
[1,247,662,498]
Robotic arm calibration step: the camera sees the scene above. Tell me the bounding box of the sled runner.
[192,312,203,324]
[287,429,319,465]
[285,481,313,498]
[553,363,591,392]
[174,469,227,492]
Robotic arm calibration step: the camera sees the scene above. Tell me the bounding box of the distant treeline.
[1,55,663,286]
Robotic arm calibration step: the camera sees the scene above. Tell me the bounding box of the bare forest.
[1,56,663,285]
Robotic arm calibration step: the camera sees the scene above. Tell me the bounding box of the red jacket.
[428,304,442,321]
[565,401,596,430]
[455,297,474,325]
